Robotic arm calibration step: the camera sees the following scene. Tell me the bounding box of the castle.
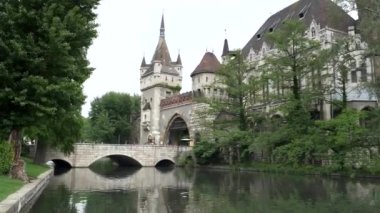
[139,0,378,145]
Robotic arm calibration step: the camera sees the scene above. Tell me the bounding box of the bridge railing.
[74,143,192,151]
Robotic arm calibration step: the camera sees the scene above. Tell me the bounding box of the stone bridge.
[44,143,192,167]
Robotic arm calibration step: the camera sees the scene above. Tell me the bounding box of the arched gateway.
[164,114,190,146]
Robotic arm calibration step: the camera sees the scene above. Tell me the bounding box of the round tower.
[191,52,221,97]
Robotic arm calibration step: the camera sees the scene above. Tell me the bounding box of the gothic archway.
[164,115,190,146]
[360,106,375,127]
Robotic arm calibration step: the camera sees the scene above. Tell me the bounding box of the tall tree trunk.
[34,139,48,164]
[8,128,29,182]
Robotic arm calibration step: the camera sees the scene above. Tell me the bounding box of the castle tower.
[140,15,183,144]
[191,52,221,97]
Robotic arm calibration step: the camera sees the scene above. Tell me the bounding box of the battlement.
[160,92,193,109]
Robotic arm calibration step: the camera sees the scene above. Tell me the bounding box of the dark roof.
[242,0,356,57]
[152,37,172,65]
[191,52,221,77]
[141,56,146,67]
[222,39,230,57]
[141,15,180,77]
[176,53,182,65]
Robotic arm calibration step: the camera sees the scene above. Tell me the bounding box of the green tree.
[317,109,365,169]
[0,0,99,180]
[327,36,366,113]
[88,92,140,144]
[265,20,328,131]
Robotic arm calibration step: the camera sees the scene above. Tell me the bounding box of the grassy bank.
[0,158,49,201]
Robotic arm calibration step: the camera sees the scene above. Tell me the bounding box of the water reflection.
[28,165,380,213]
[89,157,140,179]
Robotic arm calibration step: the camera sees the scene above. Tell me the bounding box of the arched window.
[311,27,316,38]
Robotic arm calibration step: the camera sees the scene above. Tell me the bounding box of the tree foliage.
[0,0,99,179]
[87,92,140,144]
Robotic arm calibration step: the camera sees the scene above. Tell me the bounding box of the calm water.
[27,162,380,213]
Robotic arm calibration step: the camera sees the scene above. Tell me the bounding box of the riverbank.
[0,158,52,213]
[196,163,380,179]
[0,169,53,213]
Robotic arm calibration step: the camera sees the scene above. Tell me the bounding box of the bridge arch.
[155,159,175,167]
[163,114,191,146]
[88,154,143,168]
[50,159,72,169]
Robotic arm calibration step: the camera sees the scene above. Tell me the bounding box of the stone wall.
[0,170,53,213]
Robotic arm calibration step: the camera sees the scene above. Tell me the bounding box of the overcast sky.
[83,0,304,116]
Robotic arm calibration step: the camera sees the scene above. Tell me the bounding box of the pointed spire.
[141,56,146,67]
[176,53,182,65]
[160,14,165,38]
[222,38,229,57]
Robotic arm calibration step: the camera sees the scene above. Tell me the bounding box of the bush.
[193,141,220,165]
[0,141,13,175]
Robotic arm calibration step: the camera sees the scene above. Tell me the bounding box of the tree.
[88,92,140,144]
[328,37,361,111]
[265,20,328,131]
[0,0,99,180]
[334,0,380,97]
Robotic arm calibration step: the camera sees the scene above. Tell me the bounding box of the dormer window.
[257,34,261,40]
[311,27,316,38]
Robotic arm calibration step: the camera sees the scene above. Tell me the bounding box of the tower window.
[206,76,208,82]
[299,13,304,19]
[361,68,367,82]
[257,34,261,39]
[269,28,273,33]
[351,71,357,83]
[311,27,316,38]
[198,77,200,83]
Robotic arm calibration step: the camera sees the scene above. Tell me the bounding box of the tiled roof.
[191,52,221,77]
[152,37,172,66]
[242,0,356,57]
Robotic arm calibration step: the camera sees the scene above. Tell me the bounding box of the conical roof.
[152,38,172,65]
[141,56,147,67]
[151,14,172,66]
[191,52,221,77]
[176,53,182,65]
[222,39,229,57]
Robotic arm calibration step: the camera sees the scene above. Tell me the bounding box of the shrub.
[193,141,220,165]
[0,141,13,175]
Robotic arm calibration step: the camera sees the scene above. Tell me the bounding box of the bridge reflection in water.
[50,167,193,192]
[28,167,195,213]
